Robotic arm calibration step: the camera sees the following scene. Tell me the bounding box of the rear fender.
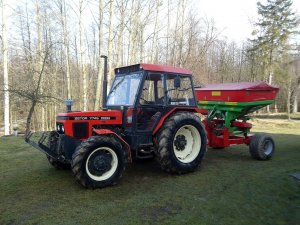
[93,129,132,162]
[153,107,202,135]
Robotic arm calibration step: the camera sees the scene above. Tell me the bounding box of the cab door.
[136,73,165,132]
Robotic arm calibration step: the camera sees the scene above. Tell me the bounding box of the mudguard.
[93,128,132,162]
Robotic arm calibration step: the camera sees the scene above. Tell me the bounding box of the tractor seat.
[231,121,252,129]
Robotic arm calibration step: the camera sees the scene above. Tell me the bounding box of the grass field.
[0,118,299,225]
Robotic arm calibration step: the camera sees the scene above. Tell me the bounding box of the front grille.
[73,122,89,139]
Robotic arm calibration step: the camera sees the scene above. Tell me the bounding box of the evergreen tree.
[250,0,298,84]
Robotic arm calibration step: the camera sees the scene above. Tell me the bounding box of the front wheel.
[249,133,275,160]
[155,112,207,174]
[71,136,127,188]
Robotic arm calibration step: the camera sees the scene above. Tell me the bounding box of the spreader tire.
[71,135,127,188]
[249,133,275,160]
[46,156,70,170]
[155,112,207,174]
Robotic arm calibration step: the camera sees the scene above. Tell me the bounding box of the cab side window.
[166,74,195,106]
[139,73,164,105]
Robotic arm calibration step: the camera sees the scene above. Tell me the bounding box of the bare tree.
[107,0,114,87]
[150,0,161,63]
[36,0,46,131]
[1,0,10,135]
[94,0,104,110]
[8,45,58,135]
[59,0,71,100]
[79,0,88,111]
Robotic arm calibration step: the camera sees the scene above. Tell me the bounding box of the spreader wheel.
[71,135,127,188]
[249,133,275,160]
[155,112,207,174]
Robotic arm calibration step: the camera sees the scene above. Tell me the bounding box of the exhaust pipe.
[101,55,108,110]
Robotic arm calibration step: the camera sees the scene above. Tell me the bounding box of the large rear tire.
[71,135,127,188]
[155,112,207,174]
[249,133,275,160]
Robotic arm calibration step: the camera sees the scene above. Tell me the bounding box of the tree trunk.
[287,78,292,120]
[178,0,186,67]
[61,0,71,99]
[116,0,126,67]
[171,1,180,66]
[25,101,37,136]
[94,0,104,110]
[36,0,45,131]
[107,0,114,88]
[150,0,160,63]
[166,0,170,64]
[79,0,88,111]
[2,0,10,135]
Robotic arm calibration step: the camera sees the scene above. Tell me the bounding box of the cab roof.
[115,63,192,75]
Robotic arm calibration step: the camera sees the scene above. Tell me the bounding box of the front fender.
[93,129,132,162]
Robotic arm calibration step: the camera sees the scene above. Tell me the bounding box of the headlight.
[56,124,65,133]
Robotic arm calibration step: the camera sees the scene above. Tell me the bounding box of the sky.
[195,0,300,43]
[2,0,300,45]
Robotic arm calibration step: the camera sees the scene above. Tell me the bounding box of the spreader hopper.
[195,82,279,155]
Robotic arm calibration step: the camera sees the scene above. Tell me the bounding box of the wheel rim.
[86,147,118,181]
[263,139,273,155]
[173,125,201,163]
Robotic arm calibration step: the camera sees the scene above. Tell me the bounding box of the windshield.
[107,73,143,106]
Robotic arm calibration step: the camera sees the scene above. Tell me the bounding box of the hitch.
[25,131,59,159]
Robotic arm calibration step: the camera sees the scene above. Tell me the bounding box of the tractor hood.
[56,110,123,139]
[57,110,122,124]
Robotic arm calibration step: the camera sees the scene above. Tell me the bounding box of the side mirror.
[174,76,181,88]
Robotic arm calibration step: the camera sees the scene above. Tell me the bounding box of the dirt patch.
[142,202,182,222]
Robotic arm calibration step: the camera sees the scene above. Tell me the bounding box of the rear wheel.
[155,112,207,174]
[71,135,127,188]
[249,133,275,160]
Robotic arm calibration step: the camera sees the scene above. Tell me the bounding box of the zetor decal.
[57,116,116,120]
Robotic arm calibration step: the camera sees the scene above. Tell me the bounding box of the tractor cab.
[106,64,197,133]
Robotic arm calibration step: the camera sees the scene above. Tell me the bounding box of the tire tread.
[71,135,127,188]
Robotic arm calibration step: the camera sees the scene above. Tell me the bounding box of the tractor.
[26,57,279,188]
[26,57,208,188]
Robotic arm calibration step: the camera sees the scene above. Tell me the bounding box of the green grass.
[1,119,300,225]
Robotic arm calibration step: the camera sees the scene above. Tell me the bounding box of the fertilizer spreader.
[195,82,279,160]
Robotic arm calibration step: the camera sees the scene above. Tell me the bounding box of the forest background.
[0,0,299,135]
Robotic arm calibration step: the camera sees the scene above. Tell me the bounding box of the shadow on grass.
[253,113,300,120]
[1,132,299,187]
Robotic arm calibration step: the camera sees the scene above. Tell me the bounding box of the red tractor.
[26,57,208,188]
